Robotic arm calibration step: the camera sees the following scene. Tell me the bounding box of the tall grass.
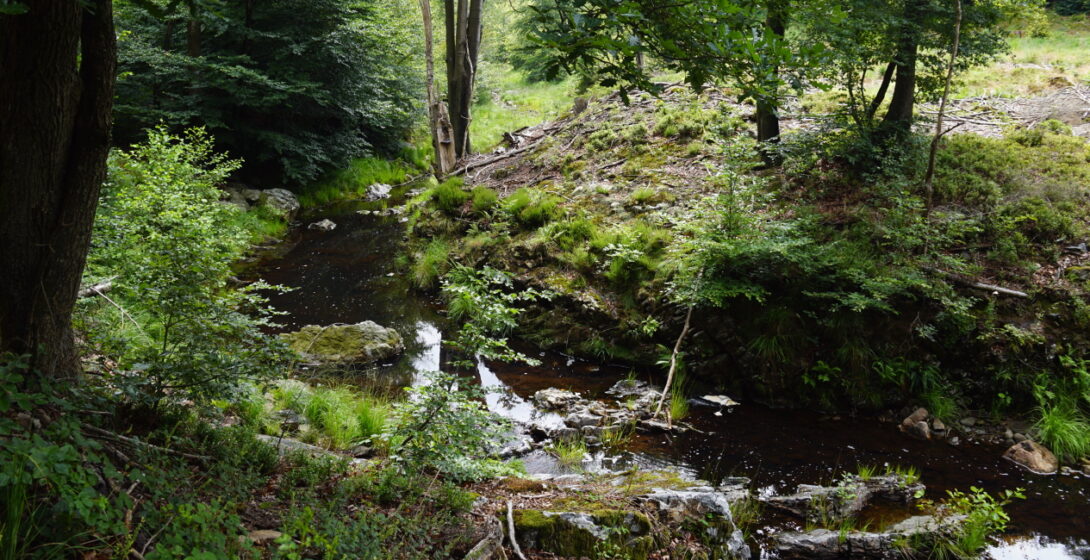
[471,64,577,152]
[411,239,451,290]
[299,156,418,207]
[271,381,391,449]
[1035,402,1090,462]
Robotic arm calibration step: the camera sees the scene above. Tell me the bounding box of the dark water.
[252,194,1090,559]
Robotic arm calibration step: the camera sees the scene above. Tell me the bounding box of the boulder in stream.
[281,321,404,366]
[505,509,654,560]
[1003,439,1059,474]
[257,188,301,222]
[308,219,337,232]
[773,514,965,560]
[532,388,584,411]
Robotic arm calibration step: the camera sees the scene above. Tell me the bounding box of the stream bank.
[250,190,1090,558]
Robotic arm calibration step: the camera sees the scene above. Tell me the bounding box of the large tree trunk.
[0,0,117,377]
[444,0,483,159]
[421,0,456,173]
[882,0,925,129]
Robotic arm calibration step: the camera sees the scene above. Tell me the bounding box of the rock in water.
[258,188,301,222]
[1003,440,1059,474]
[900,407,930,440]
[307,218,337,232]
[507,509,654,560]
[365,182,393,201]
[281,321,404,366]
[532,388,583,411]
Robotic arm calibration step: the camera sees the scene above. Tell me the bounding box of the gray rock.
[900,408,929,439]
[774,515,963,559]
[564,410,602,429]
[258,188,301,221]
[308,218,337,232]
[242,188,263,202]
[281,321,404,366]
[1013,432,1027,443]
[365,182,393,201]
[764,474,923,523]
[960,417,978,427]
[532,388,583,411]
[931,418,946,434]
[223,188,250,211]
[464,518,505,560]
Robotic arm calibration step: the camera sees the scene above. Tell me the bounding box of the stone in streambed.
[505,509,653,560]
[900,407,930,440]
[257,188,300,222]
[532,388,584,411]
[1003,439,1059,474]
[281,321,403,366]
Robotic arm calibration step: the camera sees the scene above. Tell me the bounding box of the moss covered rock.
[281,321,403,366]
[507,509,653,560]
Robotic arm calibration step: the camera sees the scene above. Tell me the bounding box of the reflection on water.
[255,194,1090,560]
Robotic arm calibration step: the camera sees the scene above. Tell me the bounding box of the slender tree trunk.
[421,0,456,173]
[866,61,897,122]
[0,0,117,378]
[924,0,962,218]
[882,0,925,129]
[755,0,786,165]
[186,1,201,57]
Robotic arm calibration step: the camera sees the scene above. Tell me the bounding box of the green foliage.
[114,0,422,187]
[504,187,564,228]
[300,156,418,207]
[386,371,515,482]
[918,487,1024,559]
[0,356,130,555]
[82,127,289,406]
[471,186,500,213]
[442,265,551,366]
[410,239,451,289]
[270,380,391,449]
[431,177,470,215]
[146,502,257,560]
[1034,402,1090,462]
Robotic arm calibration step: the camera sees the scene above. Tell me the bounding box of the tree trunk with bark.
[443,0,484,159]
[755,0,787,165]
[421,0,456,174]
[882,0,925,129]
[0,0,117,378]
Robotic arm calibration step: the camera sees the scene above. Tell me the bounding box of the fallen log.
[924,267,1029,298]
[78,279,113,299]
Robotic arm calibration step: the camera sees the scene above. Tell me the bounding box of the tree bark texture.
[0,0,117,377]
[444,0,483,158]
[882,0,925,129]
[421,0,456,173]
[755,0,786,164]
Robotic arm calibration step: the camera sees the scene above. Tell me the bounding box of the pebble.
[948,436,961,446]
[1014,432,1028,442]
[960,417,978,427]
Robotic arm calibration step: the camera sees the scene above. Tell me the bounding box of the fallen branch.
[654,307,694,419]
[83,425,211,462]
[450,137,548,179]
[78,278,114,299]
[924,267,1029,298]
[507,500,528,560]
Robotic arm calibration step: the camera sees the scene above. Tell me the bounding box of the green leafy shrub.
[386,371,515,482]
[82,127,290,407]
[442,265,551,365]
[146,502,257,560]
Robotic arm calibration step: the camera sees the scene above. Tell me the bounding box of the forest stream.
[251,184,1090,559]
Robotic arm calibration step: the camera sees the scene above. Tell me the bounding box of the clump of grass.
[431,177,469,215]
[669,391,690,422]
[300,156,415,207]
[503,187,563,228]
[471,186,498,214]
[922,387,960,424]
[628,187,659,205]
[270,381,391,449]
[622,123,649,144]
[600,422,635,450]
[1035,402,1090,462]
[729,496,763,540]
[856,464,877,481]
[586,128,618,151]
[411,238,451,289]
[548,435,588,469]
[885,464,921,486]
